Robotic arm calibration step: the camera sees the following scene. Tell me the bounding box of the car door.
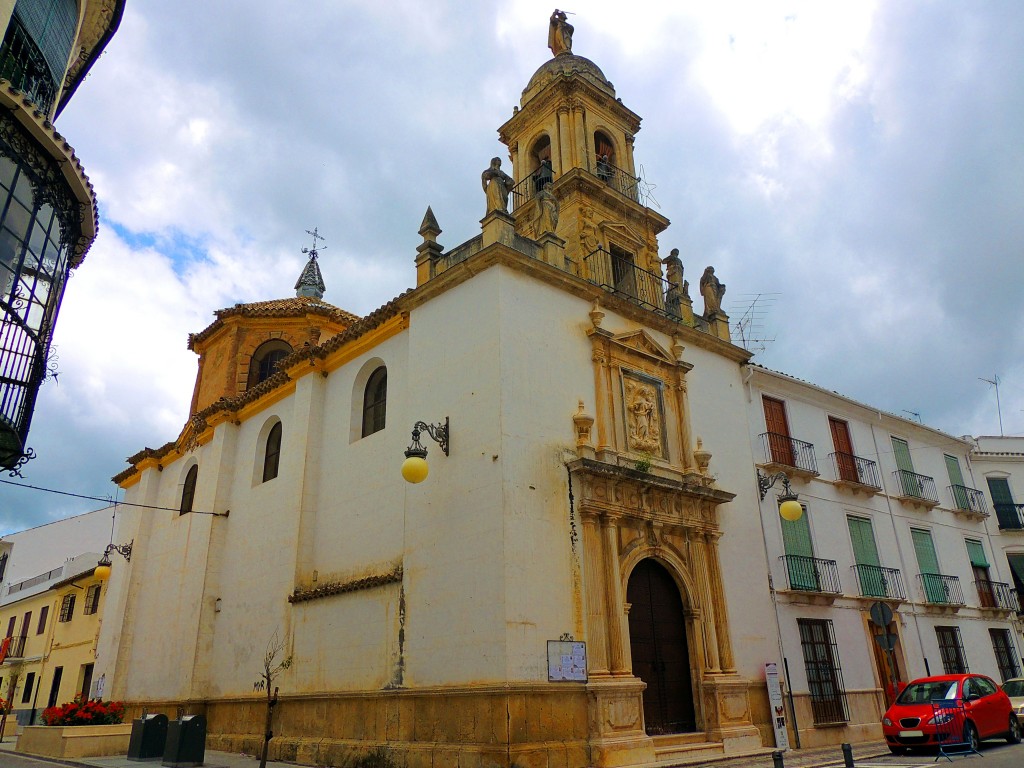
[968,676,1004,737]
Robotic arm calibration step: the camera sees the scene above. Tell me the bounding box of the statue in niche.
[624,377,662,454]
[481,157,514,214]
[700,266,726,316]
[548,9,574,56]
[536,182,559,234]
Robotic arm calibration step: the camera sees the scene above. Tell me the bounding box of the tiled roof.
[187,296,360,349]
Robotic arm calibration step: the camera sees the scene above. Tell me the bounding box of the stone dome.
[522,53,615,104]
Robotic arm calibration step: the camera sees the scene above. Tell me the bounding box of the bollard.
[772,751,785,768]
[841,742,854,767]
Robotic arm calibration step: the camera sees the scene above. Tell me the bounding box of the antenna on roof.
[902,410,922,424]
[729,293,778,355]
[979,375,1004,436]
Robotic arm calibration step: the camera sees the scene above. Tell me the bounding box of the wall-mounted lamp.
[94,540,133,580]
[401,418,450,484]
[757,470,803,521]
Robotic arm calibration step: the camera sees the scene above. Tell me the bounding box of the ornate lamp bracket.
[757,470,794,501]
[405,418,450,459]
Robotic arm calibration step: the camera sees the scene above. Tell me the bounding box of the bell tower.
[497,19,671,284]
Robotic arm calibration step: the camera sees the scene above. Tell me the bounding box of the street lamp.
[757,470,803,521]
[401,418,450,484]
[94,540,133,579]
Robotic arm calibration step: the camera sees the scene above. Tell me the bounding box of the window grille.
[935,626,968,674]
[83,584,100,615]
[797,618,849,724]
[58,592,74,622]
[989,628,1020,681]
[361,367,387,437]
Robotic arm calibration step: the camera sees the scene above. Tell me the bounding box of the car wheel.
[887,745,906,755]
[1008,715,1022,745]
[964,721,980,752]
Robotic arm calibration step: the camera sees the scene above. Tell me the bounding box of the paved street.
[843,741,1023,767]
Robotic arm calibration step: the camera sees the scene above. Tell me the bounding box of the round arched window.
[247,340,293,389]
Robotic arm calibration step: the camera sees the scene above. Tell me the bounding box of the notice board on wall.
[547,640,587,682]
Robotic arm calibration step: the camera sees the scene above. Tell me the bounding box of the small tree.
[0,662,23,742]
[252,631,292,768]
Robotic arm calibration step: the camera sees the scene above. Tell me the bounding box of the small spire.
[295,227,327,299]
[419,206,441,239]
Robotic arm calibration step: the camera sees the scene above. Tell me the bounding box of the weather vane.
[302,227,326,259]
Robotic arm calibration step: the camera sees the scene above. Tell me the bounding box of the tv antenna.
[729,293,778,355]
[979,375,1003,436]
[902,410,922,424]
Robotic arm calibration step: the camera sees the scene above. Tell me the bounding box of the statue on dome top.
[548,9,574,56]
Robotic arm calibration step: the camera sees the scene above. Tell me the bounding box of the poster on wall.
[547,641,587,682]
[765,662,790,751]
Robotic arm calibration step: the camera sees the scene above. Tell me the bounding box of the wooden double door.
[626,559,697,734]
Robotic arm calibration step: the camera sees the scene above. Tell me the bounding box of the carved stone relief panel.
[621,371,666,458]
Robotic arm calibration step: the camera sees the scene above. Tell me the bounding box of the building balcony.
[947,485,988,519]
[779,555,842,604]
[830,452,881,494]
[994,503,1024,532]
[2,634,26,659]
[582,246,696,326]
[917,573,964,613]
[760,433,818,478]
[975,579,1019,613]
[850,564,906,602]
[0,16,58,115]
[892,469,939,509]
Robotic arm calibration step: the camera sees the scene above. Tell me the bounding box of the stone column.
[557,107,572,176]
[625,134,636,176]
[574,104,588,172]
[602,514,628,674]
[688,529,720,673]
[705,532,737,672]
[583,513,610,675]
[674,373,695,471]
[590,337,614,456]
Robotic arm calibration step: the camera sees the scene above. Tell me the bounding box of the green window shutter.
[912,528,945,603]
[848,516,885,597]
[1007,554,1024,592]
[987,477,1019,529]
[892,437,914,473]
[965,539,990,568]
[944,455,965,487]
[782,511,818,590]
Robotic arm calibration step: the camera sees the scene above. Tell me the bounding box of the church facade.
[95,19,786,768]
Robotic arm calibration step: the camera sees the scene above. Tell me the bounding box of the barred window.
[83,584,101,615]
[797,618,849,724]
[58,592,74,622]
[990,628,1020,681]
[935,626,968,674]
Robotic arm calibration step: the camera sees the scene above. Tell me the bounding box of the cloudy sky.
[2,1,1022,534]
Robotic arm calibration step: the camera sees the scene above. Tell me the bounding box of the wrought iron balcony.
[0,17,58,115]
[947,485,988,515]
[994,503,1024,531]
[851,564,906,600]
[592,156,641,202]
[3,634,26,658]
[508,164,552,212]
[761,432,818,475]
[779,555,842,594]
[917,573,964,606]
[975,579,1019,611]
[892,470,938,504]
[830,452,881,489]
[582,247,679,322]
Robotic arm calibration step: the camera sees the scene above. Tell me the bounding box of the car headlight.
[928,713,953,725]
[883,717,893,726]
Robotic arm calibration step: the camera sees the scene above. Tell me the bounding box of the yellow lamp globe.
[779,498,803,522]
[94,559,112,580]
[402,455,429,484]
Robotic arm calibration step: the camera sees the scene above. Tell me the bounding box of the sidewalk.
[0,738,295,767]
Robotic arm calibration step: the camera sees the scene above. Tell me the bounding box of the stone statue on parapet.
[481,157,514,214]
[662,248,688,312]
[536,182,559,234]
[700,266,726,316]
[548,9,574,56]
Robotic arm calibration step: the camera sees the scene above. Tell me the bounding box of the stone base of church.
[585,677,656,767]
[701,674,764,753]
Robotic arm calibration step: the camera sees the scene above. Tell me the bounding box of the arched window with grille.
[262,421,282,482]
[247,339,293,389]
[361,367,387,437]
[179,465,198,516]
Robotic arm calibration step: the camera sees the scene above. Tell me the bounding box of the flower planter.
[16,723,132,758]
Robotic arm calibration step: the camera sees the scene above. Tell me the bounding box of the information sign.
[765,662,790,751]
[547,641,587,682]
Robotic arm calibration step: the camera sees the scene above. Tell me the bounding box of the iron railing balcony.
[592,157,641,202]
[779,555,842,594]
[3,634,26,658]
[0,17,58,115]
[851,564,906,600]
[975,579,1019,611]
[893,469,938,504]
[917,573,964,606]
[947,485,988,515]
[761,432,818,475]
[830,452,881,489]
[994,503,1024,531]
[581,247,676,320]
[508,163,553,212]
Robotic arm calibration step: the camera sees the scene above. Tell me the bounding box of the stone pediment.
[610,329,676,366]
[598,220,646,250]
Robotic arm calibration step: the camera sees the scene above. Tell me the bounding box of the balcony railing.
[994,503,1024,531]
[893,470,938,503]
[917,573,964,605]
[508,163,553,212]
[593,156,641,202]
[2,634,26,658]
[0,17,58,114]
[761,432,818,475]
[830,452,881,488]
[947,485,988,515]
[851,564,906,600]
[779,555,842,593]
[975,579,1019,611]
[581,247,679,321]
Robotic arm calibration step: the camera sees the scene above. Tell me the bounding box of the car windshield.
[896,680,959,704]
[1004,680,1024,697]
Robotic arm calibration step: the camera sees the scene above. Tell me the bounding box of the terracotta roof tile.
[187,296,360,349]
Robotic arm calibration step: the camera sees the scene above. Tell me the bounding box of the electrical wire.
[0,478,224,516]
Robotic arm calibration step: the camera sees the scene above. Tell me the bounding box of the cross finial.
[301,227,327,260]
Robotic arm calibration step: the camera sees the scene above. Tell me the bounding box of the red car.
[882,674,1021,754]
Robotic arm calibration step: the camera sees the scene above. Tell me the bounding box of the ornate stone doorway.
[626,559,696,734]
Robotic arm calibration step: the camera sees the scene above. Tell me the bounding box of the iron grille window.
[13,0,77,83]
[83,584,100,615]
[21,670,33,703]
[57,592,74,622]
[797,618,849,724]
[36,604,47,633]
[179,465,198,515]
[935,626,968,674]
[262,421,282,482]
[989,628,1020,681]
[361,367,387,437]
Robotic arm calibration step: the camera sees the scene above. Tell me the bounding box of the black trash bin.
[128,713,169,761]
[162,714,206,768]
